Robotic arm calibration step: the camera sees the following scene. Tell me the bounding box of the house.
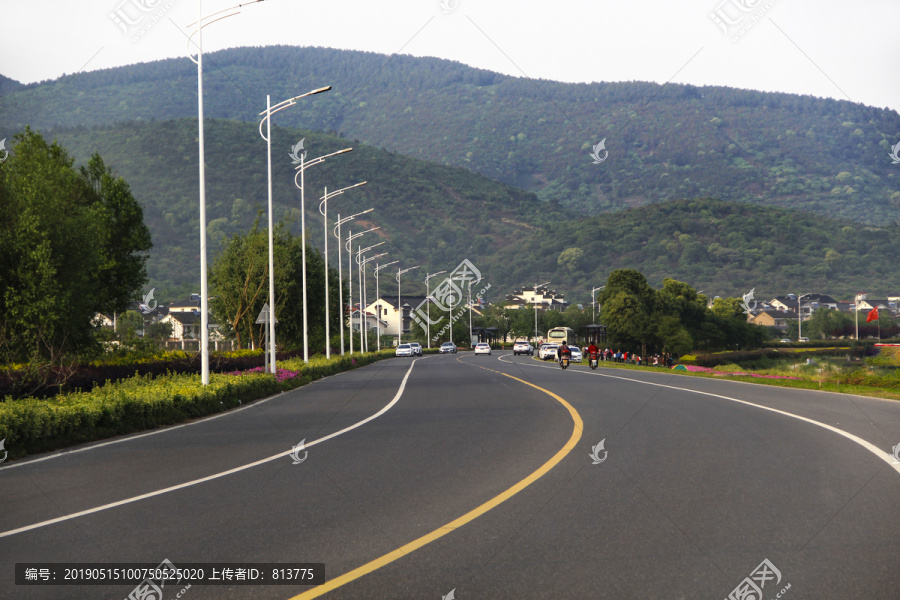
[749,309,798,330]
[364,295,429,338]
[505,285,568,311]
[350,308,389,335]
[159,295,220,341]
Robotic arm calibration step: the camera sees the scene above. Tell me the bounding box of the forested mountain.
[47,119,561,303]
[2,46,898,223]
[487,197,900,301]
[28,119,900,304]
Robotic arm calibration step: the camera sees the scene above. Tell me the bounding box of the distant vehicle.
[395,343,413,357]
[409,342,423,356]
[779,338,792,343]
[568,346,583,362]
[539,344,559,360]
[439,342,457,354]
[513,341,534,356]
[798,337,810,343]
[474,343,492,356]
[547,326,576,346]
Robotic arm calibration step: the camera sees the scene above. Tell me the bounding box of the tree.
[209,217,343,353]
[0,129,151,366]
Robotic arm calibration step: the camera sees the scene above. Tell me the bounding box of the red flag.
[866,307,879,323]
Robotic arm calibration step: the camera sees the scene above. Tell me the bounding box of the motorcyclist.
[556,341,572,364]
[586,342,600,365]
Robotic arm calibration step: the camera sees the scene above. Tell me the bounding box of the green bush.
[0,350,395,460]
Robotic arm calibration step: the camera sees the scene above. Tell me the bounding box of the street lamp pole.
[396,265,420,344]
[345,227,380,353]
[187,0,264,384]
[375,261,399,350]
[332,210,374,355]
[532,281,550,343]
[360,251,388,352]
[424,271,447,349]
[357,242,385,351]
[468,280,473,344]
[797,293,809,341]
[591,285,605,322]
[318,181,366,359]
[258,87,331,372]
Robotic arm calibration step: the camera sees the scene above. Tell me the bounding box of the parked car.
[779,338,792,343]
[798,337,810,343]
[474,343,492,356]
[568,346,583,362]
[513,341,534,356]
[439,342,457,354]
[409,342,423,356]
[395,343,413,357]
[539,344,559,360]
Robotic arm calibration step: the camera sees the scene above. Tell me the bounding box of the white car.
[395,343,413,357]
[439,342,457,354]
[513,341,534,356]
[539,344,559,360]
[409,342,423,356]
[568,346,583,362]
[474,343,492,355]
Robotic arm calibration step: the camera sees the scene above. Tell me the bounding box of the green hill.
[47,119,563,303]
[3,46,899,223]
[487,197,900,301]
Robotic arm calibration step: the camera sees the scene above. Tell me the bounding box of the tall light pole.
[345,227,380,353]
[258,87,331,372]
[357,242,385,352]
[375,260,399,350]
[333,209,374,355]
[424,271,447,349]
[396,265,420,344]
[317,182,366,359]
[797,293,810,341]
[187,0,266,384]
[468,280,474,344]
[360,251,388,352]
[533,281,550,343]
[591,285,605,322]
[286,146,351,362]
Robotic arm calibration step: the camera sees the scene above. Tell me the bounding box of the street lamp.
[424,270,447,348]
[374,260,399,350]
[396,265,420,344]
[345,227,380,353]
[289,146,353,362]
[533,281,550,343]
[258,87,331,373]
[357,242,385,352]
[797,293,810,341]
[359,251,388,352]
[591,285,605,322]
[333,209,374,355]
[186,0,268,384]
[318,181,366,359]
[468,280,474,344]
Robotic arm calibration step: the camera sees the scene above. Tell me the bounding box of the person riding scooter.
[557,341,572,368]
[586,342,600,369]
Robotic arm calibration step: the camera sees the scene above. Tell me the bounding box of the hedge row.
[0,349,309,400]
[688,347,861,368]
[0,350,393,461]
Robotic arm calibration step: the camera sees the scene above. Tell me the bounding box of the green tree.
[0,129,151,366]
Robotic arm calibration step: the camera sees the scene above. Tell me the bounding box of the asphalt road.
[2,352,899,599]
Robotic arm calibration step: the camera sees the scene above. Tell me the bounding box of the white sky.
[1,0,898,113]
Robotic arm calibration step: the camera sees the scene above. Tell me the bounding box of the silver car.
[409,342,423,356]
[395,343,413,357]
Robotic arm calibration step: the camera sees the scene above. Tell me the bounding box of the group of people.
[554,342,674,367]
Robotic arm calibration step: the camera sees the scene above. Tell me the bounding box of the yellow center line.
[288,363,583,599]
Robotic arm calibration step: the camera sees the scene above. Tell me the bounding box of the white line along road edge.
[499,355,900,475]
[0,358,421,539]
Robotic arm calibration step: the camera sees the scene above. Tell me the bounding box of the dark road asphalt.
[2,353,899,599]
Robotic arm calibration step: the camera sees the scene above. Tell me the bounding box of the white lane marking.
[0,359,421,539]
[498,355,900,475]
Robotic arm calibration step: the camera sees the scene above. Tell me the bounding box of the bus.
[546,327,576,346]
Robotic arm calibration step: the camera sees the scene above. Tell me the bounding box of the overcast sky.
[1,0,898,113]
